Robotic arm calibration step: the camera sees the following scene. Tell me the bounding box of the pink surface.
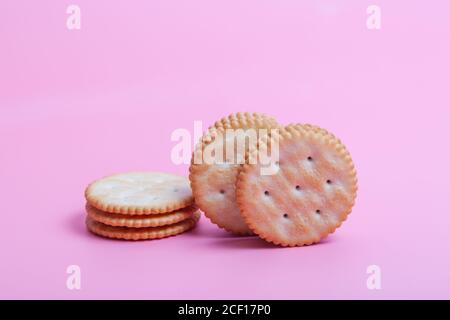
[1,0,449,299]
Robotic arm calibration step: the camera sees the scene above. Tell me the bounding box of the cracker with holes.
[236,124,357,246]
[190,112,280,235]
[85,172,193,215]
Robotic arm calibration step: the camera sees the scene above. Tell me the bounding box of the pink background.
[1,0,449,299]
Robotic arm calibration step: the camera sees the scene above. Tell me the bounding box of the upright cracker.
[86,212,200,240]
[190,112,280,235]
[85,204,198,228]
[85,172,193,215]
[210,112,280,131]
[236,124,357,246]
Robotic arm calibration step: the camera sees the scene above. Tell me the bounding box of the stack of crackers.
[84,172,200,240]
[189,112,358,247]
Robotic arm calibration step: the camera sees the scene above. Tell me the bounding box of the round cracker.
[85,203,198,228]
[85,172,193,215]
[210,112,280,131]
[190,113,280,235]
[236,124,357,246]
[86,212,200,240]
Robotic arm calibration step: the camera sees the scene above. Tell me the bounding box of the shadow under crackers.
[210,234,335,250]
[66,211,337,247]
[66,209,108,242]
[210,237,279,249]
[185,218,241,239]
[190,216,337,249]
[183,219,275,249]
[67,210,88,236]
